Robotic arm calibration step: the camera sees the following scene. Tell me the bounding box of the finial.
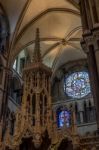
[32,28,42,63]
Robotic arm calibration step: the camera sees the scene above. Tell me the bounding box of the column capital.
[82,27,99,52]
[81,40,89,54]
[93,30,99,51]
[83,34,94,46]
[81,35,96,54]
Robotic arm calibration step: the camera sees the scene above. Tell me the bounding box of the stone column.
[1,69,12,121]
[80,0,99,131]
[95,39,99,75]
[88,45,99,129]
[95,0,99,20]
[79,111,84,124]
[80,0,89,31]
[82,43,99,129]
[84,0,93,29]
[78,102,84,124]
[95,51,99,74]
[90,0,99,24]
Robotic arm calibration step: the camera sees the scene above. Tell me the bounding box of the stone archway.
[19,138,34,150]
[19,130,51,150]
[57,138,73,150]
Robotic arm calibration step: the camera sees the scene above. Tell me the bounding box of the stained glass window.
[64,71,91,99]
[58,110,71,128]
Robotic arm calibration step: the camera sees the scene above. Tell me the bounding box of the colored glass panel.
[64,72,91,98]
[58,110,70,127]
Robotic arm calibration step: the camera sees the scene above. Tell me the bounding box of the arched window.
[57,109,71,128]
[64,71,91,99]
[9,77,22,104]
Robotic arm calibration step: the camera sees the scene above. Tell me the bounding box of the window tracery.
[64,71,91,99]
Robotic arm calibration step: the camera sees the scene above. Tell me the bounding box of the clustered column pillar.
[80,0,99,131]
[81,40,99,130]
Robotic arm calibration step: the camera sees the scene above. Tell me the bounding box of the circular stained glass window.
[64,72,91,98]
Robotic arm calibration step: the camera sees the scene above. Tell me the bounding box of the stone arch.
[57,137,73,150]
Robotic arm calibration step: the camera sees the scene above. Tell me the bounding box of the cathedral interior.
[0,0,99,150]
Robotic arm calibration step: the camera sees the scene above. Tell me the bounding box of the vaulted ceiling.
[0,0,86,72]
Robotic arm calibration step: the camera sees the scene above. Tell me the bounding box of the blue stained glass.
[64,71,91,98]
[58,110,70,128]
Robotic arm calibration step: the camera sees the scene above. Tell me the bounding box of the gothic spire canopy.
[24,28,52,74]
[32,28,42,63]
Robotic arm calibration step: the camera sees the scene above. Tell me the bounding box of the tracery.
[64,71,91,99]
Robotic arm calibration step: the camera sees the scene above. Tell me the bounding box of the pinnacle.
[32,28,42,63]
